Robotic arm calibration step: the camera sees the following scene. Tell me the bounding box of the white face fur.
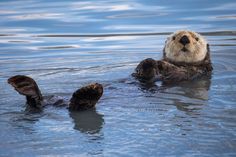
[164,30,208,63]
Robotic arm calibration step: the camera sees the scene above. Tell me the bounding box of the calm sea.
[0,0,236,156]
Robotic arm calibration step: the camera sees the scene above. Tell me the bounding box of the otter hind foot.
[8,75,43,108]
[132,58,160,82]
[69,83,103,111]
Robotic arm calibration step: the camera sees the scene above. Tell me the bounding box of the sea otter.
[8,75,103,111]
[132,30,213,83]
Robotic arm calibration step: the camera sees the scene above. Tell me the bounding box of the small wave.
[37,45,80,50]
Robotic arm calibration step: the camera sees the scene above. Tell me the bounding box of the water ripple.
[1,0,236,156]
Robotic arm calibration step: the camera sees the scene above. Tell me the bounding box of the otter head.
[164,30,208,64]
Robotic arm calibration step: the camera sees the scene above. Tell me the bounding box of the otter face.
[164,30,208,63]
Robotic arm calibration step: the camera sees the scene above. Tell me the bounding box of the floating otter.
[8,75,103,111]
[133,30,213,83]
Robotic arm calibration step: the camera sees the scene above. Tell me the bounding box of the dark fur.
[133,45,213,83]
[69,83,103,111]
[8,75,43,108]
[8,75,103,111]
[132,58,160,82]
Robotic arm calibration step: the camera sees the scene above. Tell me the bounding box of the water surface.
[0,0,236,156]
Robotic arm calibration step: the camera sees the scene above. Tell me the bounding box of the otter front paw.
[156,60,178,73]
[162,69,188,83]
[133,58,160,82]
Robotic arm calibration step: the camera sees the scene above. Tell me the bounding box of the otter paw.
[162,70,188,83]
[133,58,159,82]
[157,60,179,72]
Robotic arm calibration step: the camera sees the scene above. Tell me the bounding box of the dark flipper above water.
[69,83,103,111]
[8,75,103,111]
[8,75,43,108]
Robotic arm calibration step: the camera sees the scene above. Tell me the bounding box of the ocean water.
[0,0,236,156]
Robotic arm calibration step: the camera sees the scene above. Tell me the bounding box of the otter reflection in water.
[169,76,211,113]
[136,74,211,114]
[69,109,104,134]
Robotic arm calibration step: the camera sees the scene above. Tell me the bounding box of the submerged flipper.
[8,75,43,108]
[69,83,103,111]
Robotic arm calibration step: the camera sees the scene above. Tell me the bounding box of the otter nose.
[179,35,190,45]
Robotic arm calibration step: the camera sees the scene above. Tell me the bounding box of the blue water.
[0,0,236,156]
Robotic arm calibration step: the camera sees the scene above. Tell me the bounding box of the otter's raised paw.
[132,58,160,82]
[69,83,103,111]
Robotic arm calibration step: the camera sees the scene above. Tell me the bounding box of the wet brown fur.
[133,31,213,83]
[8,75,103,111]
[8,75,43,108]
[69,83,103,111]
[159,47,212,83]
[132,58,160,82]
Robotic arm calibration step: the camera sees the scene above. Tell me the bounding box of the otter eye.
[195,37,199,41]
[172,36,176,40]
